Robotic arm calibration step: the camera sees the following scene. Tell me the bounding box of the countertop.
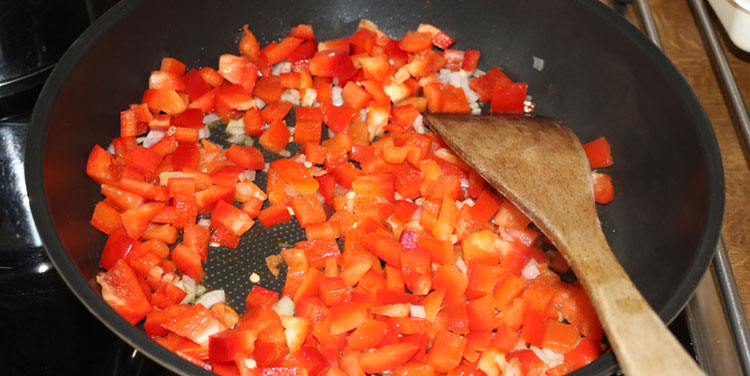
[644,0,750,318]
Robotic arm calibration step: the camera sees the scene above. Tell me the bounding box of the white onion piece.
[196,284,207,296]
[142,130,166,148]
[198,218,211,227]
[521,259,541,280]
[532,56,545,71]
[243,170,256,182]
[331,86,344,106]
[272,295,296,316]
[199,125,211,139]
[254,97,266,110]
[203,113,220,125]
[196,290,226,309]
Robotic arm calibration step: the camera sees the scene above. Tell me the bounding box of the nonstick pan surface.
[26,0,724,374]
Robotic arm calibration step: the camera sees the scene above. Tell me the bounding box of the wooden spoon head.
[422,113,598,251]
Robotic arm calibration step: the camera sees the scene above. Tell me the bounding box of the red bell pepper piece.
[259,119,291,154]
[218,54,259,93]
[96,259,152,325]
[142,88,186,115]
[358,338,423,374]
[211,200,255,236]
[425,330,467,373]
[490,83,528,114]
[171,244,205,281]
[258,202,292,228]
[592,171,614,204]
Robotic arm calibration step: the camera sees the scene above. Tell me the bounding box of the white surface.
[708,0,750,52]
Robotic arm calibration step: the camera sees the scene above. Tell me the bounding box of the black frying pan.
[26,0,724,375]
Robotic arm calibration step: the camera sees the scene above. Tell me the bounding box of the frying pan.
[25,0,724,374]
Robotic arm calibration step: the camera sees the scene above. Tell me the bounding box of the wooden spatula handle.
[564,228,706,376]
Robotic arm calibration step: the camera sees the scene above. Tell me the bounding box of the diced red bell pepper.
[290,194,326,228]
[226,145,265,170]
[310,50,356,81]
[469,67,512,103]
[265,37,304,65]
[592,171,614,204]
[183,223,210,261]
[490,83,528,114]
[462,49,480,71]
[286,40,317,63]
[91,200,123,235]
[432,265,467,304]
[262,101,294,124]
[358,338,423,374]
[243,107,264,137]
[258,202,292,228]
[583,136,613,168]
[212,200,254,236]
[96,259,152,325]
[328,162,361,189]
[425,329,467,373]
[246,285,279,309]
[347,318,388,350]
[271,158,319,195]
[253,75,285,104]
[142,88,186,115]
[239,25,260,60]
[171,144,201,171]
[565,337,602,370]
[329,302,369,335]
[211,227,241,249]
[218,54,259,92]
[121,202,166,239]
[100,228,137,269]
[171,108,204,129]
[318,277,351,306]
[87,145,120,185]
[160,57,186,76]
[122,146,163,174]
[468,190,502,224]
[322,102,356,134]
[259,119,291,154]
[172,244,205,281]
[362,233,402,268]
[151,282,188,310]
[209,329,257,363]
[163,303,228,348]
[183,69,212,101]
[195,185,236,213]
[341,81,371,111]
[398,31,433,53]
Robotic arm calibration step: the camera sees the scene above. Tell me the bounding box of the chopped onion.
[196,290,226,309]
[198,125,211,139]
[179,276,196,304]
[331,86,344,106]
[203,113,220,125]
[521,259,541,280]
[196,284,207,296]
[198,218,211,227]
[279,150,292,157]
[302,89,317,107]
[413,114,426,134]
[254,97,266,110]
[532,56,545,71]
[531,346,564,367]
[243,169,256,182]
[106,143,115,154]
[455,258,468,274]
[272,295,296,316]
[226,119,245,136]
[228,134,249,144]
[410,305,426,319]
[142,130,166,148]
[281,89,301,106]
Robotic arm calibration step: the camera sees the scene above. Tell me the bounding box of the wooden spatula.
[423,113,705,376]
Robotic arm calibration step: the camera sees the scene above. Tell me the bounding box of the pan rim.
[25,0,724,375]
